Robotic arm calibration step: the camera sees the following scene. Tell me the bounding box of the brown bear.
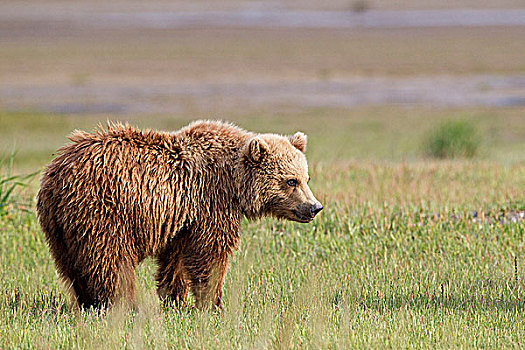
[36,120,323,310]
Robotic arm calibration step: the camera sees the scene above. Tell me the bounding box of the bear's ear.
[288,132,307,153]
[246,137,269,163]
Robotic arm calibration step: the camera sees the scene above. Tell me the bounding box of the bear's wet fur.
[37,120,322,309]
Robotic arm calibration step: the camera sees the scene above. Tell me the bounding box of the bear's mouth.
[292,210,314,223]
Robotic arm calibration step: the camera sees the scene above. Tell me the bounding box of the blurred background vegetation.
[1,0,525,173]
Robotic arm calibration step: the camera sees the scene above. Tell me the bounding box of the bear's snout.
[293,201,323,222]
[310,202,323,217]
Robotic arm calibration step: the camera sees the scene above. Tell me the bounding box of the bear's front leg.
[156,258,189,307]
[184,252,230,310]
[156,239,189,307]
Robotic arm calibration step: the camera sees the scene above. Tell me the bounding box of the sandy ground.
[1,1,524,114]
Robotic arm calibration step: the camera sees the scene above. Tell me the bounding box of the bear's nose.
[310,202,324,216]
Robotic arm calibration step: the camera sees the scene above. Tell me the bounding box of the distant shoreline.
[3,74,525,114]
[1,8,525,29]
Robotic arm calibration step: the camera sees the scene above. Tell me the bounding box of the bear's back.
[37,121,250,258]
[38,124,190,257]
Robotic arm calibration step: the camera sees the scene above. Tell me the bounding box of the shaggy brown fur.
[37,120,322,310]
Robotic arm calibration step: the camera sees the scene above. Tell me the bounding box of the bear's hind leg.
[69,273,106,310]
[68,261,136,310]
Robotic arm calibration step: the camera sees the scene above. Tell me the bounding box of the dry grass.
[1,27,525,85]
[314,160,525,206]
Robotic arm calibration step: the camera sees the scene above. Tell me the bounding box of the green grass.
[0,110,525,348]
[0,151,36,216]
[1,164,524,348]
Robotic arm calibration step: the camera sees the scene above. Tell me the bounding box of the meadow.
[1,107,524,349]
[1,1,525,347]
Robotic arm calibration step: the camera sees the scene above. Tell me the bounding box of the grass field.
[1,109,524,349]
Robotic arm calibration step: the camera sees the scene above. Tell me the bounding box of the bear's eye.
[286,179,298,187]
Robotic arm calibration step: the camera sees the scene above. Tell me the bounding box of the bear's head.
[238,132,323,223]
